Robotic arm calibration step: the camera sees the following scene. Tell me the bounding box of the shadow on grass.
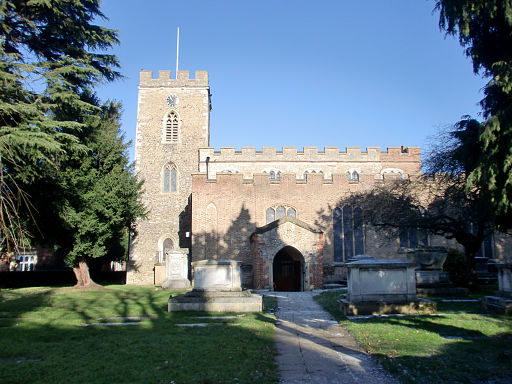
[373,329,512,384]
[314,291,512,384]
[0,286,278,384]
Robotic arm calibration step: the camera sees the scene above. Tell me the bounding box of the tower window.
[165,111,179,143]
[163,163,178,193]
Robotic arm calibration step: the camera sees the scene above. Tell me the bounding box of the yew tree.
[30,101,145,287]
[435,0,512,230]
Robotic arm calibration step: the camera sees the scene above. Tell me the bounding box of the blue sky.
[96,1,487,162]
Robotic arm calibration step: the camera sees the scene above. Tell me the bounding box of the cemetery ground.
[0,286,278,384]
[315,286,512,384]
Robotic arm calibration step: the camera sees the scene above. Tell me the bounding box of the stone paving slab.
[267,291,398,384]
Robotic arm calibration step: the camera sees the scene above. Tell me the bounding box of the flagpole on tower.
[176,27,180,76]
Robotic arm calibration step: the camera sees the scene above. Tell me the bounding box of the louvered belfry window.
[166,111,179,142]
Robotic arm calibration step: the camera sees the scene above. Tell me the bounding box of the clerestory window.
[266,205,297,224]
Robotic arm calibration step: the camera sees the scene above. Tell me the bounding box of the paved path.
[266,291,398,384]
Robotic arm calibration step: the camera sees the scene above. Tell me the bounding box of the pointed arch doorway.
[273,246,304,292]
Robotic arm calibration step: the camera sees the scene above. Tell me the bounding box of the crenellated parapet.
[139,70,209,88]
[192,171,384,189]
[198,146,420,164]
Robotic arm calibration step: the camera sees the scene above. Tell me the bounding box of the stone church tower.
[126,68,511,290]
[127,70,210,284]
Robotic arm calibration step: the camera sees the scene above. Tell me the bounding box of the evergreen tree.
[435,0,512,230]
[0,1,144,285]
[31,102,145,287]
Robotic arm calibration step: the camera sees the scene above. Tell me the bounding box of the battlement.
[139,70,209,88]
[192,171,389,188]
[199,146,421,163]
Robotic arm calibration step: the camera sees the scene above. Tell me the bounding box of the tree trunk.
[73,259,102,289]
[463,248,480,290]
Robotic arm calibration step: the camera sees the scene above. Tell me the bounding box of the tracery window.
[266,205,297,224]
[164,111,179,143]
[163,163,178,193]
[333,206,364,262]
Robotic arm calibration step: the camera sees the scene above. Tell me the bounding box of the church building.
[126,70,502,290]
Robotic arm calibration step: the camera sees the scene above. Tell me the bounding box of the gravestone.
[482,262,512,315]
[399,246,467,296]
[168,259,262,312]
[340,255,435,315]
[162,248,190,289]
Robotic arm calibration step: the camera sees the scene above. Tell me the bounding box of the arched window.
[333,206,365,262]
[165,111,179,143]
[303,169,323,180]
[333,208,343,262]
[350,171,359,181]
[265,205,297,224]
[266,208,276,224]
[163,163,178,193]
[264,169,282,180]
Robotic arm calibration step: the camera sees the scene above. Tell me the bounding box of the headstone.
[162,248,190,289]
[482,262,512,315]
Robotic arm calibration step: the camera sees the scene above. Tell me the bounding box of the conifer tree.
[31,102,145,287]
[0,1,144,285]
[435,0,512,230]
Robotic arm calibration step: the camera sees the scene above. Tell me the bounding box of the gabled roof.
[252,216,322,235]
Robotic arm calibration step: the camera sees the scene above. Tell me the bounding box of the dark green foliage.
[53,102,145,264]
[435,0,512,230]
[0,1,145,270]
[443,248,468,287]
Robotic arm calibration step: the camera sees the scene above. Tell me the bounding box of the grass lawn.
[315,289,512,384]
[0,285,278,384]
